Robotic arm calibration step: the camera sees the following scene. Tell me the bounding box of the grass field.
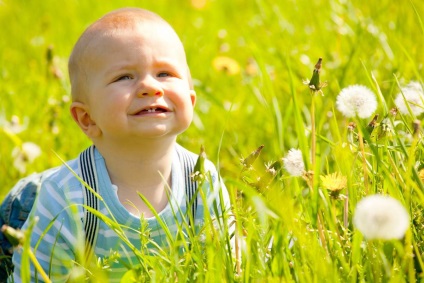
[1,0,424,281]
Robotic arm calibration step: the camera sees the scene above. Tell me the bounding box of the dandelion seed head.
[62,95,71,104]
[394,81,424,116]
[353,195,409,240]
[12,142,42,174]
[336,85,378,118]
[218,29,227,39]
[0,114,27,134]
[300,54,311,66]
[219,43,230,53]
[283,149,305,177]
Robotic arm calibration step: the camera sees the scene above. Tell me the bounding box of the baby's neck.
[97,140,175,217]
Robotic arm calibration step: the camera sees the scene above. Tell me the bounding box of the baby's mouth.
[137,107,169,114]
[141,107,168,113]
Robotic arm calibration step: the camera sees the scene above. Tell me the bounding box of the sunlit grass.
[1,0,424,281]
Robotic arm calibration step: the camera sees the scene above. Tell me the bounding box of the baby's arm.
[12,179,84,283]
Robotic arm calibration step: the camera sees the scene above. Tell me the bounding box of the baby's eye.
[116,75,132,81]
[157,72,171,78]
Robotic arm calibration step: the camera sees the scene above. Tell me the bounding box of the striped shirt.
[12,145,230,282]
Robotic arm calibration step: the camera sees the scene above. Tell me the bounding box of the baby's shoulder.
[41,157,83,192]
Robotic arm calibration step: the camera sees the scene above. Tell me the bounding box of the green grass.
[1,0,424,282]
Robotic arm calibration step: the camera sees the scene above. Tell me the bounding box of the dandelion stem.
[405,125,420,206]
[310,91,328,252]
[367,242,379,282]
[310,93,316,189]
[235,228,241,275]
[405,230,416,282]
[309,60,332,256]
[317,213,329,255]
[413,240,424,277]
[358,131,369,194]
[306,90,328,256]
[343,190,349,228]
[235,172,244,276]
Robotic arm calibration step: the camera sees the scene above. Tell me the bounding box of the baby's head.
[69,8,193,102]
[68,8,196,144]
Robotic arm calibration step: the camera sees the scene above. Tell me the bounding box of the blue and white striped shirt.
[12,145,230,282]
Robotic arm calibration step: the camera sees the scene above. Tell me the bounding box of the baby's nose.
[136,77,164,97]
[138,90,163,97]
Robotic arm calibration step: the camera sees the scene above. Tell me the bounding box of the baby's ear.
[189,90,196,107]
[70,102,101,138]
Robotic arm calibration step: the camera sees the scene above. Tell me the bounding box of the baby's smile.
[134,105,170,116]
[142,107,168,113]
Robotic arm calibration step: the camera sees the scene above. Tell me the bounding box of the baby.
[11,7,230,282]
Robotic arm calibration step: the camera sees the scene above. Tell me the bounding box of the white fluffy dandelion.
[12,142,42,174]
[1,115,27,134]
[283,149,305,177]
[353,194,409,240]
[336,85,378,119]
[394,81,424,116]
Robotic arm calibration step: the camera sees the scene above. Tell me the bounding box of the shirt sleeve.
[12,179,85,283]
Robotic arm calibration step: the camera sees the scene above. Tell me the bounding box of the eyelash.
[114,71,174,82]
[116,75,132,81]
[157,72,171,77]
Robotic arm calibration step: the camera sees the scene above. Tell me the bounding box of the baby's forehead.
[95,9,171,33]
[89,13,169,40]
[73,13,176,61]
[90,14,181,53]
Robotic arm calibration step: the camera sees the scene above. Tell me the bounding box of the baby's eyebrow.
[152,57,181,66]
[103,63,137,76]
[152,59,183,72]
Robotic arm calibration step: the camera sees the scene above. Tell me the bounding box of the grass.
[1,0,424,282]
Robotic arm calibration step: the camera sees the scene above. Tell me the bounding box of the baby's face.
[81,20,196,144]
